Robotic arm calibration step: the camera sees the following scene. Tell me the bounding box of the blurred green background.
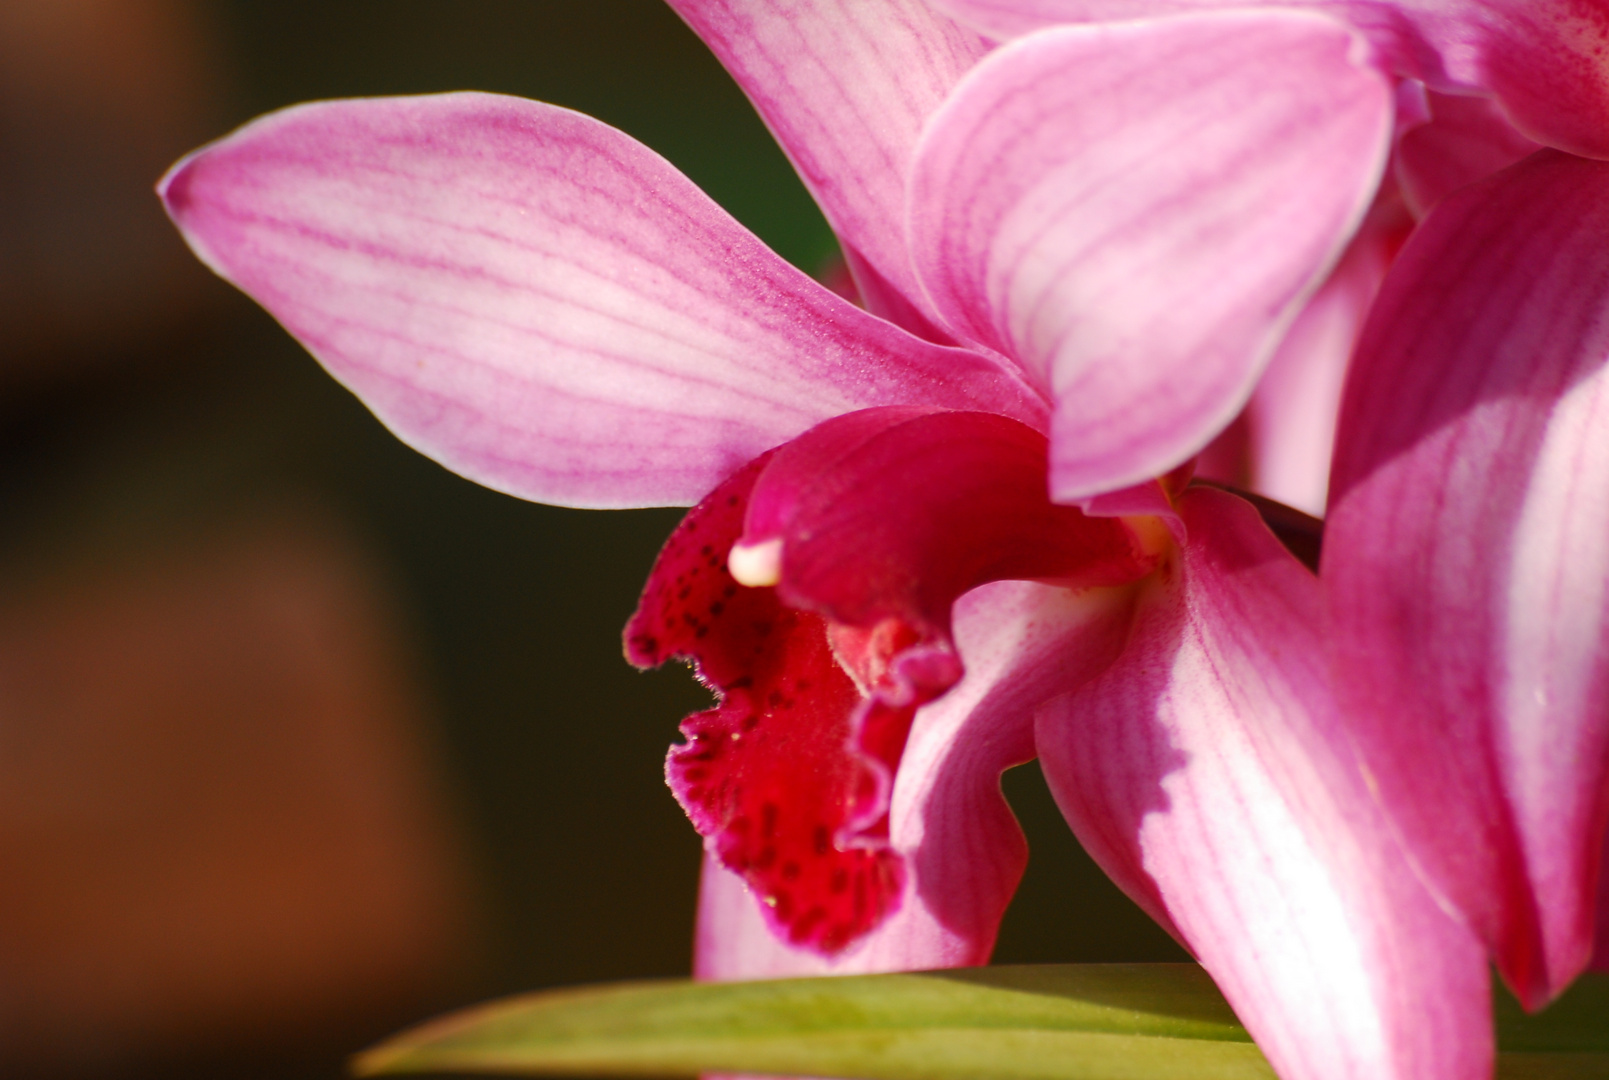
[0,3,1185,1079]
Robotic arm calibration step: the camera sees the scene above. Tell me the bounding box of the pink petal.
[925,1,1609,159]
[907,12,1392,499]
[1038,486,1492,1080]
[1245,196,1410,516]
[159,92,1044,510]
[1325,149,1609,1006]
[667,0,990,330]
[1395,91,1542,217]
[696,578,1135,977]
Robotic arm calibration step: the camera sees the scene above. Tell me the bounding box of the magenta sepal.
[1040,486,1492,1080]
[1326,149,1609,1007]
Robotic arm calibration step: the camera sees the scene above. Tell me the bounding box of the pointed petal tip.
[155,143,235,285]
[155,153,189,210]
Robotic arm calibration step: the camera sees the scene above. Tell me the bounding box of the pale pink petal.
[697,579,1134,977]
[1325,149,1609,1007]
[667,0,989,329]
[159,92,1043,510]
[1246,197,1410,516]
[1038,486,1492,1080]
[908,11,1392,500]
[1395,91,1541,217]
[925,0,1609,159]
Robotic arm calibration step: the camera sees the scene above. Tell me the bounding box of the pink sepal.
[1039,487,1492,1080]
[1326,149,1609,1006]
[159,92,1043,510]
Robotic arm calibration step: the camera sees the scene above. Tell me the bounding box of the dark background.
[0,3,1185,1078]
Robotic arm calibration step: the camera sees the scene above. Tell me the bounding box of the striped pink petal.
[1325,149,1609,1007]
[907,11,1391,499]
[159,92,1042,510]
[1038,486,1492,1080]
[924,0,1609,159]
[667,0,989,330]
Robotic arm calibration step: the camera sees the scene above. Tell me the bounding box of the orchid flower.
[913,0,1609,1023]
[913,0,1609,1015]
[929,0,1609,995]
[154,4,1507,1079]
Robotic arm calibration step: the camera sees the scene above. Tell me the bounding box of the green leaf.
[355,965,1609,1080]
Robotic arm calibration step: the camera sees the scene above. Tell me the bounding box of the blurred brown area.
[0,2,484,1075]
[0,506,478,1075]
[0,0,222,384]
